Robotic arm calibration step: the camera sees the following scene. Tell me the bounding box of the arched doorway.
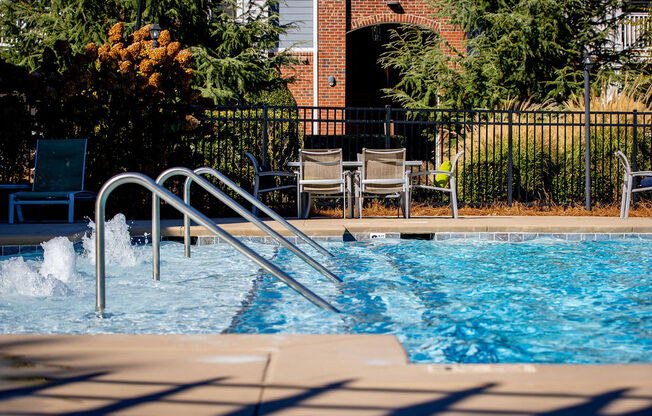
[346,24,402,108]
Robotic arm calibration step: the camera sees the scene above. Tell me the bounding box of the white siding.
[278,0,313,49]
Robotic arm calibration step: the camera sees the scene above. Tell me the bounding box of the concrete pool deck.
[1,335,651,415]
[1,215,652,245]
[1,216,651,414]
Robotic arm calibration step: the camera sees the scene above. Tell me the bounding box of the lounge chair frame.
[244,152,296,216]
[409,151,464,218]
[615,150,652,219]
[297,149,348,219]
[355,148,410,218]
[8,139,95,223]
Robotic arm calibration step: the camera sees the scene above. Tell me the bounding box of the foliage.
[7,23,212,216]
[190,0,295,104]
[0,93,33,183]
[381,0,631,109]
[565,74,652,112]
[0,0,293,104]
[0,0,129,70]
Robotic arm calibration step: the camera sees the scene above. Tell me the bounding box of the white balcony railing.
[615,12,650,51]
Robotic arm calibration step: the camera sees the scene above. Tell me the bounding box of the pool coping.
[3,231,652,257]
[1,215,652,250]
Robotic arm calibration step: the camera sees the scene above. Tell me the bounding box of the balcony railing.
[615,12,650,52]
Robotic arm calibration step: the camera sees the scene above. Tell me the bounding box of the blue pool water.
[1,233,650,364]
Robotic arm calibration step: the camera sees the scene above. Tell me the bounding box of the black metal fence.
[199,105,652,207]
[2,102,651,218]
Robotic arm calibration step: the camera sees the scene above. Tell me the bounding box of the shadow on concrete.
[1,371,651,415]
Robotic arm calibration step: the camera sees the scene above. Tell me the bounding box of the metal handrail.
[153,167,341,283]
[95,172,339,317]
[187,167,334,258]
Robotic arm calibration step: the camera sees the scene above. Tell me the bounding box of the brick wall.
[281,52,313,105]
[285,0,465,109]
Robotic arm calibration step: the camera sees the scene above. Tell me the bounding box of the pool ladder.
[95,168,341,317]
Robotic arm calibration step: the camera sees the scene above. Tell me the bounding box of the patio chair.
[297,149,347,218]
[355,148,410,218]
[409,151,464,218]
[8,139,95,223]
[615,150,652,219]
[244,152,297,216]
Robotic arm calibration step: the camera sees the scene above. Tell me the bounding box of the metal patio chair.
[297,149,347,219]
[244,152,297,216]
[615,150,652,219]
[355,148,410,218]
[8,139,96,223]
[409,151,464,218]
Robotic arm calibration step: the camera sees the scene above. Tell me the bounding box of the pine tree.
[381,0,632,109]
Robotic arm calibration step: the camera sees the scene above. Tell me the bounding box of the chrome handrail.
[95,172,339,317]
[187,167,333,258]
[153,167,341,283]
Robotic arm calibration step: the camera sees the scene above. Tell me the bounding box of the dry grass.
[314,200,652,218]
[442,76,652,165]
[565,75,652,113]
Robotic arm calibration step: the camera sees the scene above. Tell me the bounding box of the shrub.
[15,23,214,217]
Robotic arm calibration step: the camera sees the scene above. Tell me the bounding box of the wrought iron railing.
[2,103,650,217]
[196,105,652,207]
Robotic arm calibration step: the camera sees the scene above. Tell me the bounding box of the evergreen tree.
[381,0,631,109]
[0,0,292,104]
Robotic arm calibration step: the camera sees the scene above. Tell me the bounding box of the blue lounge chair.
[8,139,95,223]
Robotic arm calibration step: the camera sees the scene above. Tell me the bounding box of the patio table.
[287,160,423,218]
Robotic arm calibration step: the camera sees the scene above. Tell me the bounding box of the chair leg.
[16,202,25,222]
[620,181,628,219]
[354,179,360,218]
[252,177,260,217]
[450,179,459,219]
[405,189,411,219]
[305,194,313,219]
[625,177,633,219]
[68,195,75,223]
[346,174,353,218]
[297,185,301,219]
[397,192,407,219]
[8,195,15,224]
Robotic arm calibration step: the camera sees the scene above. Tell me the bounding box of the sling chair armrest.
[299,179,345,185]
[360,179,407,185]
[259,184,297,193]
[257,171,297,177]
[412,184,451,192]
[410,170,452,178]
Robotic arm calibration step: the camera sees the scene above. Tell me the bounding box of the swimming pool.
[1,219,650,364]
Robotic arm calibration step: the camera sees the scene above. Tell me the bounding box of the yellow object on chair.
[435,161,452,187]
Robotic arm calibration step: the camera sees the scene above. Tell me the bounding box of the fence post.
[632,109,638,204]
[262,103,269,169]
[507,110,514,206]
[385,105,391,148]
[584,68,591,211]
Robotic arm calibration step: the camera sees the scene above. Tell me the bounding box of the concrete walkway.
[1,335,651,415]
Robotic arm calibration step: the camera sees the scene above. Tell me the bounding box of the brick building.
[277,0,465,108]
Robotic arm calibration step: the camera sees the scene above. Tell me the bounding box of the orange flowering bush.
[22,23,210,212]
[84,22,200,104]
